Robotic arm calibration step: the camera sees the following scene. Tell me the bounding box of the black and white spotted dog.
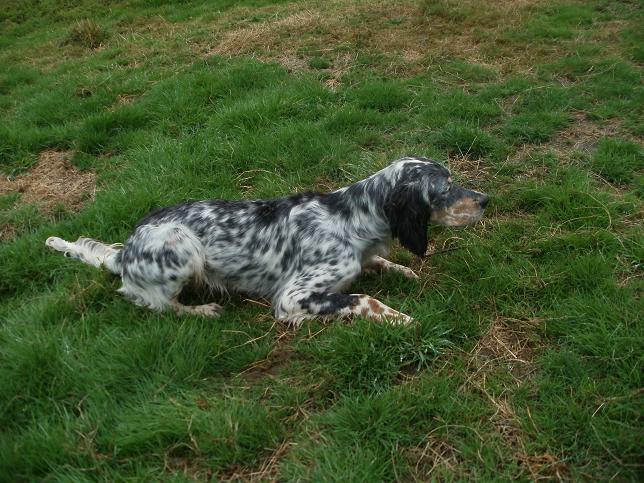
[46,157,488,324]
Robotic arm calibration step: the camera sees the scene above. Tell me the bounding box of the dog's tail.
[45,236,123,275]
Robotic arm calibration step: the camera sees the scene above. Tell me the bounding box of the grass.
[0,0,642,480]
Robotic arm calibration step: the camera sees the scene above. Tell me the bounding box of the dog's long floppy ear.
[384,182,430,257]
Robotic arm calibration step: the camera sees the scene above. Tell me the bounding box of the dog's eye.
[441,184,451,195]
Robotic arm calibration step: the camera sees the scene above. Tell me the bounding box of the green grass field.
[1,0,642,480]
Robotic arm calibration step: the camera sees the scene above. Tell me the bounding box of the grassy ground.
[0,0,642,480]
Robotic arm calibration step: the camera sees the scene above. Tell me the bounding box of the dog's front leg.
[274,290,413,326]
[363,255,419,279]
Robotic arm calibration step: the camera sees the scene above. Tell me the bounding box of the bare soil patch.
[239,347,298,382]
[469,317,537,381]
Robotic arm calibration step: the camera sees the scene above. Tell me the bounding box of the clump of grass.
[439,59,499,83]
[516,166,629,229]
[308,56,331,70]
[590,137,643,185]
[106,394,283,467]
[420,0,474,22]
[433,123,503,159]
[76,106,150,155]
[502,111,571,144]
[66,19,107,49]
[351,80,411,112]
[501,85,574,144]
[0,65,39,95]
[507,3,595,42]
[621,24,644,63]
[300,320,451,393]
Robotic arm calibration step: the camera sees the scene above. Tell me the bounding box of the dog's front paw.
[383,309,414,325]
[401,267,420,279]
[46,236,68,252]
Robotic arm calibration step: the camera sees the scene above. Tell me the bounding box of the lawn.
[0,0,642,480]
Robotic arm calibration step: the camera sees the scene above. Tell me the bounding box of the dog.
[45,157,488,324]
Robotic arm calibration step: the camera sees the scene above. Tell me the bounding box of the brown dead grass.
[9,0,636,89]
[404,417,488,481]
[164,455,213,482]
[0,224,18,241]
[0,150,96,212]
[203,0,553,83]
[212,10,320,61]
[406,434,464,480]
[511,110,637,184]
[469,317,537,381]
[220,440,292,482]
[551,111,624,155]
[447,154,491,182]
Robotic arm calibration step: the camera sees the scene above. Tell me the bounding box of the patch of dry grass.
[405,431,465,480]
[220,440,292,482]
[0,150,96,212]
[66,18,107,49]
[461,317,570,480]
[203,0,550,80]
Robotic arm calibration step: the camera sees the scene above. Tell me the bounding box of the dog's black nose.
[480,195,489,208]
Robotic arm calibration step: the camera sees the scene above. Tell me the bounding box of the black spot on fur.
[319,190,352,218]
[299,292,359,315]
[254,192,320,227]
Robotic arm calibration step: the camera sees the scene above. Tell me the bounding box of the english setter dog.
[46,157,488,324]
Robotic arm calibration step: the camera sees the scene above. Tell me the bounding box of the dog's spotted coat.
[46,157,488,324]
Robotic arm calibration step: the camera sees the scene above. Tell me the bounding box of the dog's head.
[383,157,489,257]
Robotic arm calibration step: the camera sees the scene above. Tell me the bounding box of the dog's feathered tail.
[45,236,123,275]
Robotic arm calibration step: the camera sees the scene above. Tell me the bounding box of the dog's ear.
[384,183,430,257]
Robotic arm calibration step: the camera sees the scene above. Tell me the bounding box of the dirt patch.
[0,150,96,212]
[0,150,96,241]
[511,111,637,183]
[235,323,299,382]
[211,10,321,64]
[238,347,297,381]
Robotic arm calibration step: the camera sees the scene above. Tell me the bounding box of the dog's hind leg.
[117,223,222,318]
[46,236,122,274]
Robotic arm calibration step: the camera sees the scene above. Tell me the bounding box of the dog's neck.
[330,163,407,250]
